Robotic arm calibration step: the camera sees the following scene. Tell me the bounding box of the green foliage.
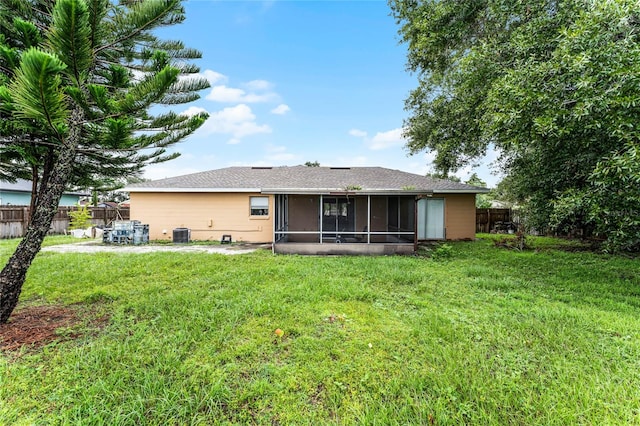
[551,143,640,252]
[10,48,68,135]
[68,204,91,230]
[431,242,453,260]
[1,237,639,423]
[549,188,593,235]
[344,184,362,191]
[587,144,640,252]
[391,0,640,251]
[304,161,320,167]
[426,171,461,182]
[465,173,491,208]
[0,0,209,322]
[0,0,210,190]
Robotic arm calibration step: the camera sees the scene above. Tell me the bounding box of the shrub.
[68,205,92,230]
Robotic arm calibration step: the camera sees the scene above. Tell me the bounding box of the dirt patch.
[0,304,107,353]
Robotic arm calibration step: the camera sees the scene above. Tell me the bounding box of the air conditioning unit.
[173,228,190,244]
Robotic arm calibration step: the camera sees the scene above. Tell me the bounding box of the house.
[0,179,89,206]
[125,166,489,254]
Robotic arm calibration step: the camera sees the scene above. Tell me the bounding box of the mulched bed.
[0,304,107,353]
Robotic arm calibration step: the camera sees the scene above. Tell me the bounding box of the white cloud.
[244,79,273,91]
[264,144,298,162]
[348,129,368,138]
[349,127,406,150]
[368,128,406,150]
[206,84,279,103]
[271,104,291,115]
[201,70,228,85]
[180,106,208,117]
[196,104,271,140]
[206,85,245,103]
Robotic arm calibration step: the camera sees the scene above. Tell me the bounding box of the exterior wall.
[129,192,273,242]
[129,191,477,244]
[0,191,82,206]
[274,242,414,256]
[59,194,84,206]
[442,193,476,240]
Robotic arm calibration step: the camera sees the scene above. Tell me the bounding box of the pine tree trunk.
[0,109,81,323]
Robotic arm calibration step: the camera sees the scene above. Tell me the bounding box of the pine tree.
[0,0,209,322]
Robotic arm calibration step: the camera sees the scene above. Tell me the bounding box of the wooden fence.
[0,206,130,239]
[476,208,513,233]
[3,205,516,238]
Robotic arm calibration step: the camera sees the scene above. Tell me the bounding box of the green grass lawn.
[1,235,639,424]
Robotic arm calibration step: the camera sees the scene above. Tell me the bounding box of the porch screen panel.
[287,195,319,242]
[399,197,415,231]
[369,196,387,232]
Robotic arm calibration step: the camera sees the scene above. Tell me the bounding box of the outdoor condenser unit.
[173,228,190,244]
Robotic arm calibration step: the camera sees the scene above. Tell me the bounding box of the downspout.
[367,194,371,244]
[319,194,323,244]
[414,196,418,252]
[272,194,276,254]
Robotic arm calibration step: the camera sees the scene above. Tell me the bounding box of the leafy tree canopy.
[391,0,640,249]
[465,173,491,208]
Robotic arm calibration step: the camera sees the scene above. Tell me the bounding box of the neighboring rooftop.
[125,166,488,194]
[0,179,88,196]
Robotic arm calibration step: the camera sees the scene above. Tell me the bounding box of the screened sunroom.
[271,193,447,254]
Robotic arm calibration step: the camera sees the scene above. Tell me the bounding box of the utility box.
[133,223,149,245]
[173,228,190,244]
[103,220,149,245]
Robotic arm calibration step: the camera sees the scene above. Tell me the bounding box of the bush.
[68,205,92,230]
[551,143,640,253]
[431,243,454,260]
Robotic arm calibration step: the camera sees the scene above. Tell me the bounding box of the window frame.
[249,196,269,217]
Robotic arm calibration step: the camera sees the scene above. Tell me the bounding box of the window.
[250,196,269,216]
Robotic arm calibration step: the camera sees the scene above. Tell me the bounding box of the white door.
[417,198,445,239]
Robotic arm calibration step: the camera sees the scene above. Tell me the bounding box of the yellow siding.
[130,192,273,242]
[442,194,476,240]
[130,192,477,243]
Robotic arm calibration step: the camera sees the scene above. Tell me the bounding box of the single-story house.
[0,179,89,206]
[125,166,489,254]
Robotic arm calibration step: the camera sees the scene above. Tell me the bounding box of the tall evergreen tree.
[0,0,209,322]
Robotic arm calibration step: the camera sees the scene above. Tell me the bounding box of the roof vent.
[251,167,272,170]
[330,167,351,170]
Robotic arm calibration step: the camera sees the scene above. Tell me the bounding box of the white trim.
[124,187,489,194]
[433,189,490,194]
[260,189,434,195]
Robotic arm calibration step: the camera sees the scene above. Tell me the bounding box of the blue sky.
[146,0,499,187]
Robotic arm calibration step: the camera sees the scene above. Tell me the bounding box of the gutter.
[124,187,490,195]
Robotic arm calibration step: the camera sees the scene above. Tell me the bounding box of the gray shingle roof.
[126,166,488,193]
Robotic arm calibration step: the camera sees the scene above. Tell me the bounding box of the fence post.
[22,206,29,236]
